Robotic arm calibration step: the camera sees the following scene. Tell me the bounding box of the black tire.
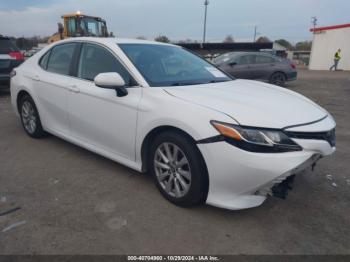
[19,94,46,138]
[149,131,209,207]
[269,72,286,86]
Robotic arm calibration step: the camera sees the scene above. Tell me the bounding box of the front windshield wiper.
[207,79,231,84]
[170,82,203,86]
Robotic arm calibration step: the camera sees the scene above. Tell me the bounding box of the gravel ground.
[0,69,349,255]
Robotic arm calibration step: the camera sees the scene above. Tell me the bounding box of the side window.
[77,43,135,85]
[39,50,51,70]
[67,18,77,37]
[47,43,76,75]
[256,55,275,64]
[237,55,255,65]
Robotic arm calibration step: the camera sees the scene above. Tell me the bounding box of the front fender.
[135,88,237,164]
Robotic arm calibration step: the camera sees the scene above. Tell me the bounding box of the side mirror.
[229,62,237,67]
[94,72,128,97]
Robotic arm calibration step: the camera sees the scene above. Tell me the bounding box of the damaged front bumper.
[198,138,335,210]
[255,153,322,199]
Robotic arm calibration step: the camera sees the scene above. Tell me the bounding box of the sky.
[0,0,349,43]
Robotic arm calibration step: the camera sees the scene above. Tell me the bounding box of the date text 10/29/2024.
[127,256,220,261]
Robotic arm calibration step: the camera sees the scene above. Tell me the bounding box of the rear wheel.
[269,72,286,86]
[149,131,208,207]
[19,94,45,138]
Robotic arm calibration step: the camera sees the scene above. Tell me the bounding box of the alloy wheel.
[154,142,192,198]
[271,73,285,86]
[21,101,37,134]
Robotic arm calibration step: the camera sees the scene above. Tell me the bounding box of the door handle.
[69,85,80,93]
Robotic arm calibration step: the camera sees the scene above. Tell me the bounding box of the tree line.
[151,34,312,51]
[5,36,50,50]
[7,34,312,51]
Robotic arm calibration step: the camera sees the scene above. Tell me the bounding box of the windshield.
[79,17,105,37]
[119,44,232,87]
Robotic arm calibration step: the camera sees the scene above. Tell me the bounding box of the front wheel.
[269,72,286,86]
[19,94,46,138]
[149,131,209,207]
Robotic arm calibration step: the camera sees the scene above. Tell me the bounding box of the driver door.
[224,55,256,79]
[67,42,142,161]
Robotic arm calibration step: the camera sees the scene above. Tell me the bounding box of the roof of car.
[216,51,277,59]
[55,37,174,46]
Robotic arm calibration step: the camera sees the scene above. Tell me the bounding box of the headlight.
[211,121,302,153]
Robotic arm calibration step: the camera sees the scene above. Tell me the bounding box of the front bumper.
[198,118,335,210]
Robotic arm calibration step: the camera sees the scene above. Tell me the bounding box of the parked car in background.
[0,36,24,88]
[213,52,297,86]
[24,49,37,58]
[24,47,44,58]
[11,38,335,210]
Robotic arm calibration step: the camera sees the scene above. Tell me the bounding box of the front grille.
[285,129,336,147]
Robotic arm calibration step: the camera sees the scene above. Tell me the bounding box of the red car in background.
[0,36,24,89]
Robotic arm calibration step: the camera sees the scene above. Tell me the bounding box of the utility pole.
[202,0,209,43]
[253,25,257,42]
[311,17,317,33]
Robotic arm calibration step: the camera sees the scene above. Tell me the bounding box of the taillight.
[9,51,24,61]
[290,63,296,69]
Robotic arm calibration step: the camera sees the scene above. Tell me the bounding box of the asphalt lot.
[0,69,349,255]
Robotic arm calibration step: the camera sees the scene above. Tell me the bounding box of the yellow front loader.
[48,11,110,43]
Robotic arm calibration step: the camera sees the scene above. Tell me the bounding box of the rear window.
[256,55,276,64]
[39,51,51,70]
[237,55,256,65]
[47,43,76,75]
[0,39,19,54]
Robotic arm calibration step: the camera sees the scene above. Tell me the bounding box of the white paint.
[309,26,350,70]
[10,37,336,210]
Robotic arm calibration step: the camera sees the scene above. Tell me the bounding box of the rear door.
[254,54,278,80]
[34,42,78,136]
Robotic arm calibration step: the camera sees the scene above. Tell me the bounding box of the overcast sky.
[0,0,349,42]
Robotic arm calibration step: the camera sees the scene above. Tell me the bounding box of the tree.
[178,38,195,44]
[275,39,293,50]
[223,35,235,43]
[154,35,170,43]
[256,36,271,43]
[295,41,312,51]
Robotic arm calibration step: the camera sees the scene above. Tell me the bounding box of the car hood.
[164,80,328,129]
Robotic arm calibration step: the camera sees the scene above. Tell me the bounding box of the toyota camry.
[10,38,336,210]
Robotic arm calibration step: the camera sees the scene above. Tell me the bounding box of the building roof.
[310,23,350,32]
[273,42,287,51]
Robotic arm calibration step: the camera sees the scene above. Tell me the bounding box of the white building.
[309,23,350,70]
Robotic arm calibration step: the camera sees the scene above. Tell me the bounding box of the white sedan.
[10,38,336,210]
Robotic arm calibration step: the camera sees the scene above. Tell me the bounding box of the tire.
[19,94,46,138]
[149,131,209,207]
[269,72,286,86]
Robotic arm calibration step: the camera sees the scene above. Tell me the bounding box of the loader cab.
[63,13,108,38]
